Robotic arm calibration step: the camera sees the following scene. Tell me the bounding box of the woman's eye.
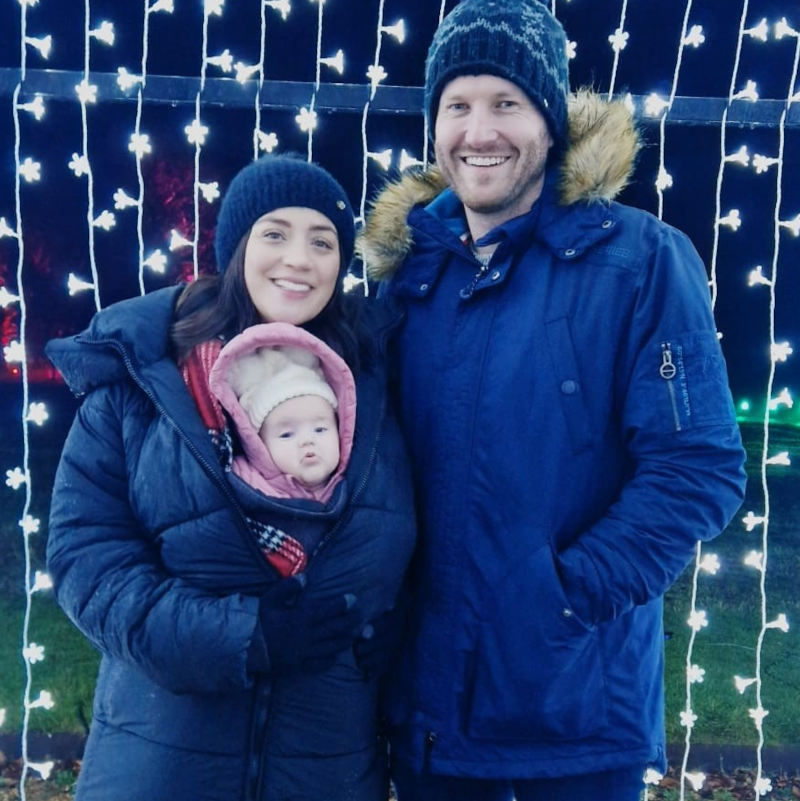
[312,238,334,250]
[254,228,283,241]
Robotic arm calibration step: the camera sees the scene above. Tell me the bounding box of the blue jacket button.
[561,380,578,394]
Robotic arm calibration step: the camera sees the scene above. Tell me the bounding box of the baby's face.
[261,394,340,489]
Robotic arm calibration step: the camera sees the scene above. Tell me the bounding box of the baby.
[209,322,356,504]
[238,346,341,492]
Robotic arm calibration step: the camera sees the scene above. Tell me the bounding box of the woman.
[45,154,416,801]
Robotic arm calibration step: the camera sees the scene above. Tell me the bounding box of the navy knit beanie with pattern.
[424,0,570,149]
[214,154,355,274]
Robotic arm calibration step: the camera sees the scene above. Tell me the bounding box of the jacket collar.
[392,170,622,293]
[45,286,182,396]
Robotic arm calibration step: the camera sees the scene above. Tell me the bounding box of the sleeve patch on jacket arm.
[632,330,737,434]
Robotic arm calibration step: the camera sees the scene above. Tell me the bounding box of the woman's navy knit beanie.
[214,154,355,273]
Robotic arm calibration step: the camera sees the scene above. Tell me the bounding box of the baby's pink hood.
[208,322,356,503]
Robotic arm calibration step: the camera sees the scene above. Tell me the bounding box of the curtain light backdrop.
[0,1,798,799]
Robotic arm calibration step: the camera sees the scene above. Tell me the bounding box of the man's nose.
[463,107,498,147]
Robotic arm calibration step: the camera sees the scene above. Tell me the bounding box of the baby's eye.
[278,431,294,439]
[314,426,329,434]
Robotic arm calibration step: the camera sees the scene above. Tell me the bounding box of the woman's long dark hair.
[169,232,371,371]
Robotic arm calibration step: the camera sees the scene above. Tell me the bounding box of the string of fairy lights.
[7,2,57,797]
[675,2,741,792]
[711,5,770,798]
[77,5,102,312]
[748,18,799,797]
[0,2,797,800]
[639,2,702,795]
[189,1,213,280]
[651,2,711,797]
[605,0,629,100]
[640,3,797,798]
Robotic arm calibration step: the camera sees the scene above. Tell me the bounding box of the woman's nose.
[281,238,310,268]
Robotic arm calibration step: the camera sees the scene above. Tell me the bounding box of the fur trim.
[558,89,640,206]
[358,89,640,281]
[358,169,448,282]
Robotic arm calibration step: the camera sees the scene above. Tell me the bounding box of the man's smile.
[462,155,511,167]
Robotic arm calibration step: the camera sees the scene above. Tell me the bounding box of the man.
[359,1,747,799]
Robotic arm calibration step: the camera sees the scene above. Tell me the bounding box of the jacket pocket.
[642,330,735,433]
[466,544,607,741]
[545,317,593,454]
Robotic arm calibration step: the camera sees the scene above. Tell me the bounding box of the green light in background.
[739,399,751,413]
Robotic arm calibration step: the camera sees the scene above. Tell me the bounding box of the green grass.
[662,423,800,746]
[0,594,98,734]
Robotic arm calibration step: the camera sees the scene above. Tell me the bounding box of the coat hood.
[209,322,357,503]
[45,287,182,395]
[359,90,640,281]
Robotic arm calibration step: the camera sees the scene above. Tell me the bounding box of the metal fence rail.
[1,67,798,128]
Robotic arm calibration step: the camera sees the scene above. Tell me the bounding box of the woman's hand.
[259,575,360,676]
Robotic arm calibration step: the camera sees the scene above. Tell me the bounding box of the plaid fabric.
[181,340,309,578]
[250,518,308,577]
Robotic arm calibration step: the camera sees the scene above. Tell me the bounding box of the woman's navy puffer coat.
[45,286,416,801]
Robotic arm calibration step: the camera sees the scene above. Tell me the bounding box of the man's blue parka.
[45,287,416,801]
[359,91,747,779]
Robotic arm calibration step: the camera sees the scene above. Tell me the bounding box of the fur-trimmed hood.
[359,90,640,281]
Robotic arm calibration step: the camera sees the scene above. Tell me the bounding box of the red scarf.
[180,341,307,578]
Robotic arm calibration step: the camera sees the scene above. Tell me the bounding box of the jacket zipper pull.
[660,342,682,431]
[659,342,676,380]
[459,262,489,300]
